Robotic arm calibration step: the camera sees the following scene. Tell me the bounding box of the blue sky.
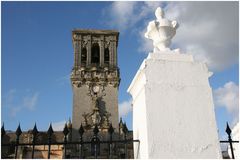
[1,1,239,143]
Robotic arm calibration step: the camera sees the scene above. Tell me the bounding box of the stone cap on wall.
[72,29,119,38]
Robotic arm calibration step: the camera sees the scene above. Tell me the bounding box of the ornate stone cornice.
[71,67,120,88]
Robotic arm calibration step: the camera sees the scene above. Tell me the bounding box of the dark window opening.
[104,48,110,65]
[81,47,87,65]
[91,43,100,64]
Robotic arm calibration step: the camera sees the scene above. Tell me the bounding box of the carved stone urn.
[145,7,178,52]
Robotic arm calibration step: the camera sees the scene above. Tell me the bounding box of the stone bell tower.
[70,29,120,140]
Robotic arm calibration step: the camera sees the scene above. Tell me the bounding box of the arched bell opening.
[81,47,87,65]
[104,48,110,65]
[91,43,100,65]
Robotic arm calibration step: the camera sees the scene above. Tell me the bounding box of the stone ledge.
[147,51,194,62]
[72,29,119,35]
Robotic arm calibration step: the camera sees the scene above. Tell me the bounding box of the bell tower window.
[81,47,87,65]
[91,43,100,64]
[104,48,110,65]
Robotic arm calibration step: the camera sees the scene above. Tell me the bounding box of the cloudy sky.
[1,1,239,144]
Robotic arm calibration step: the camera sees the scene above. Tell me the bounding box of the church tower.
[71,29,120,140]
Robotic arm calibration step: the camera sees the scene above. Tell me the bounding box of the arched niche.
[81,47,87,65]
[91,43,100,64]
[104,48,110,65]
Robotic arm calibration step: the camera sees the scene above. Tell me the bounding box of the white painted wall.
[228,122,239,159]
[128,52,222,158]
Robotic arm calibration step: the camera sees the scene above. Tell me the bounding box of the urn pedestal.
[128,51,222,158]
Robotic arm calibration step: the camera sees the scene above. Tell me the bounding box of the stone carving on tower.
[71,30,120,140]
[81,84,111,130]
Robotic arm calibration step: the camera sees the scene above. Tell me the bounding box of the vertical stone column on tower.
[128,7,222,158]
[71,30,120,141]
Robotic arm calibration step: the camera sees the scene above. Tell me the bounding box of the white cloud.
[119,99,132,118]
[103,1,163,32]
[52,120,66,131]
[23,92,39,110]
[3,89,39,117]
[104,2,238,71]
[10,106,22,117]
[4,89,16,107]
[175,2,238,71]
[137,27,153,53]
[214,81,239,113]
[103,1,137,31]
[213,81,239,125]
[139,2,238,71]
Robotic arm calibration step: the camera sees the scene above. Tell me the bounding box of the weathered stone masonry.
[71,30,120,140]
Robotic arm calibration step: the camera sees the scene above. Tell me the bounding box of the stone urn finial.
[155,7,164,19]
[145,7,179,52]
